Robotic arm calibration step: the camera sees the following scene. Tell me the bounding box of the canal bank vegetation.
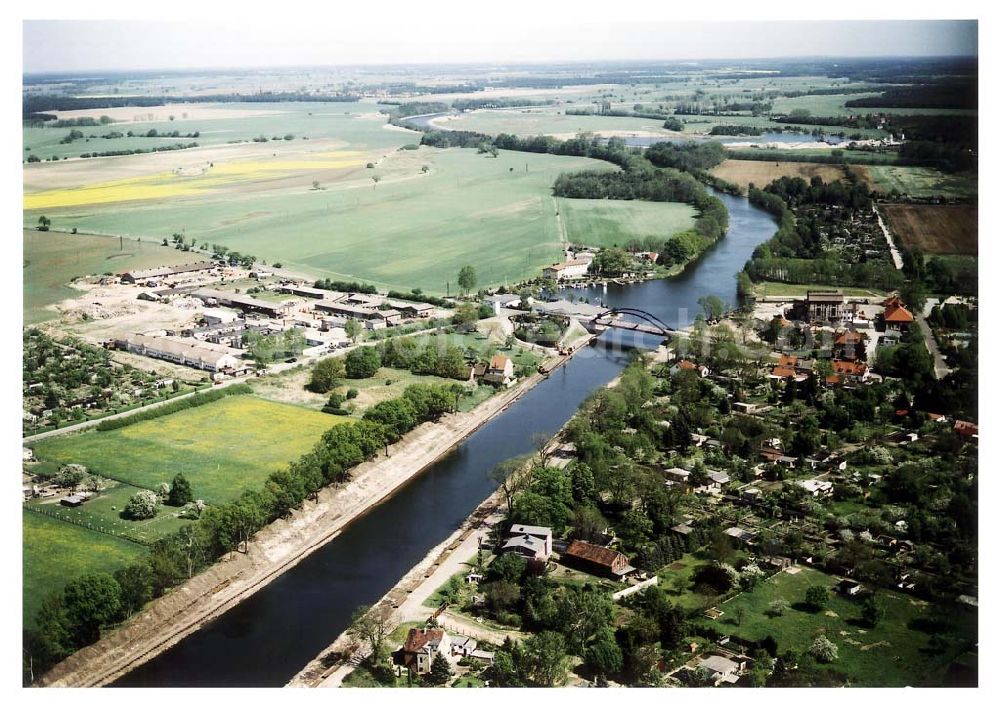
[23,382,467,684]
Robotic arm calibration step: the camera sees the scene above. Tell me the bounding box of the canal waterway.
[116,189,776,687]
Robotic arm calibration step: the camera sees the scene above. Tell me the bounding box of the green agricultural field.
[23,229,183,324]
[23,102,404,161]
[676,114,887,139]
[713,568,977,686]
[753,282,888,299]
[434,108,680,138]
[556,197,696,249]
[33,395,347,503]
[860,165,977,200]
[25,148,615,294]
[23,509,146,627]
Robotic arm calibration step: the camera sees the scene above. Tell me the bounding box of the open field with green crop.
[676,114,887,139]
[556,197,696,248]
[857,165,978,200]
[23,229,183,324]
[713,567,977,687]
[33,395,347,503]
[432,108,680,138]
[753,282,888,299]
[23,102,403,161]
[25,148,615,294]
[23,510,146,627]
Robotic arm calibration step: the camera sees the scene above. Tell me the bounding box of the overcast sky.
[23,19,977,74]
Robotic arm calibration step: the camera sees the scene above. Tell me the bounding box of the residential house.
[882,297,914,336]
[954,420,979,439]
[664,467,691,483]
[695,654,747,686]
[500,524,553,561]
[451,636,479,658]
[399,627,453,675]
[562,541,634,581]
[482,355,515,385]
[827,360,870,386]
[671,360,709,378]
[542,258,591,281]
[483,293,527,314]
[833,330,867,361]
[794,479,834,498]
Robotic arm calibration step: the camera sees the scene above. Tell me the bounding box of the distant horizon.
[23,19,977,75]
[21,53,980,80]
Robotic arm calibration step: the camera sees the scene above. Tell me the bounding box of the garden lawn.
[556,197,696,249]
[714,567,977,686]
[33,395,347,503]
[23,509,146,627]
[32,480,191,544]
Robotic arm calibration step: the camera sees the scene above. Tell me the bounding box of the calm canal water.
[115,190,776,687]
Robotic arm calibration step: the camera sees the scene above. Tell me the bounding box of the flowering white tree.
[809,635,839,663]
[123,490,159,520]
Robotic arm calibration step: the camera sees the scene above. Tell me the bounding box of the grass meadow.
[859,165,978,200]
[32,395,347,503]
[557,197,696,248]
[23,510,146,627]
[23,229,182,324]
[713,568,977,687]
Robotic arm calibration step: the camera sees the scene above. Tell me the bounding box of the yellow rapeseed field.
[23,151,367,210]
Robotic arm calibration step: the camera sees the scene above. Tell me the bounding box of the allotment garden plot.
[33,394,348,503]
[711,567,976,686]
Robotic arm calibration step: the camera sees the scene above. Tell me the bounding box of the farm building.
[120,261,215,284]
[115,334,244,372]
[190,289,291,318]
[542,258,591,281]
[202,308,240,325]
[313,301,393,329]
[562,540,633,581]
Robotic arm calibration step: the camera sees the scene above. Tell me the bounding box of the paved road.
[915,311,952,379]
